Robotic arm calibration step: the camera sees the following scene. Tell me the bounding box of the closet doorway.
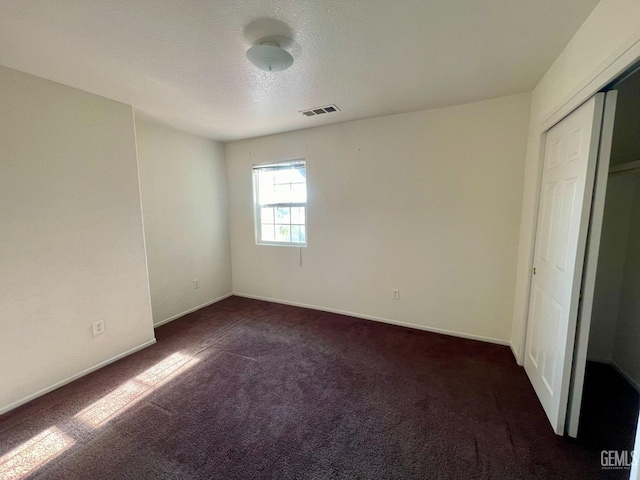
[572,67,640,461]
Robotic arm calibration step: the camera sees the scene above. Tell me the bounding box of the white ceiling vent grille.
[300,104,340,117]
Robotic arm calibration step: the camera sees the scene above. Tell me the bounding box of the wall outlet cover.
[92,320,105,336]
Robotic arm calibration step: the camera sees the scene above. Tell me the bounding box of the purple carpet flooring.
[0,296,618,479]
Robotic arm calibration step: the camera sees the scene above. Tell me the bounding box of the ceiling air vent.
[300,104,340,117]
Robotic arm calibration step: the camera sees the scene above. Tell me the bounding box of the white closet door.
[566,90,618,438]
[524,93,604,435]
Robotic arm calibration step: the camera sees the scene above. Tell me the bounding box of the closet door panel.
[567,90,618,437]
[524,93,605,435]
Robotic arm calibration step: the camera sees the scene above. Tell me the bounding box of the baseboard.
[153,293,233,328]
[510,342,520,364]
[0,338,157,416]
[586,355,611,364]
[611,359,640,394]
[233,292,510,347]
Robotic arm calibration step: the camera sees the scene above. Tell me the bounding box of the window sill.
[256,242,307,248]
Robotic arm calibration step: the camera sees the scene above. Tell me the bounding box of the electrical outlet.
[391,289,400,300]
[193,279,199,289]
[92,320,105,336]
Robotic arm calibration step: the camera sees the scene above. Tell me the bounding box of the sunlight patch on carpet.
[0,427,74,480]
[75,352,199,428]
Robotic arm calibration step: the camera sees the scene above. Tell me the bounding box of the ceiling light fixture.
[246,41,293,72]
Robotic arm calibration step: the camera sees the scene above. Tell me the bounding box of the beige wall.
[135,116,232,325]
[0,66,155,414]
[226,93,530,344]
[511,0,640,360]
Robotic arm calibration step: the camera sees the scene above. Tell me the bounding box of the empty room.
[1,1,640,479]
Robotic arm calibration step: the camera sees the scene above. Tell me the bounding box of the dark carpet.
[0,296,616,479]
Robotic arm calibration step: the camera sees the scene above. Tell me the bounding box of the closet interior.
[580,68,640,454]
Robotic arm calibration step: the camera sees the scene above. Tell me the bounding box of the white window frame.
[253,159,307,247]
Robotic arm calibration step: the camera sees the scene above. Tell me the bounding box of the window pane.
[296,226,306,243]
[257,171,276,205]
[261,206,274,224]
[275,225,291,242]
[273,183,291,203]
[271,169,287,184]
[261,224,275,242]
[291,206,305,224]
[275,166,305,184]
[271,169,290,185]
[291,225,302,243]
[275,207,290,223]
[256,166,307,205]
[291,183,307,203]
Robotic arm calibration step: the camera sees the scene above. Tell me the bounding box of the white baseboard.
[611,360,640,394]
[510,342,520,364]
[233,292,510,347]
[0,338,157,416]
[153,293,233,328]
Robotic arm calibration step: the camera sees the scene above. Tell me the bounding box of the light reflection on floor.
[0,351,199,479]
[75,352,199,428]
[0,427,74,480]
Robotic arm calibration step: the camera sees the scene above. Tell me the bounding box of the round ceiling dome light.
[246,41,293,72]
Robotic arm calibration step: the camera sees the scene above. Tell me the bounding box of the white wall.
[511,0,640,360]
[135,116,232,325]
[226,93,530,344]
[0,66,155,414]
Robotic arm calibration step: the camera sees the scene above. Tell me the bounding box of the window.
[253,160,307,246]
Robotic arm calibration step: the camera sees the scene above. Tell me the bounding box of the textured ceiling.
[0,0,599,141]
